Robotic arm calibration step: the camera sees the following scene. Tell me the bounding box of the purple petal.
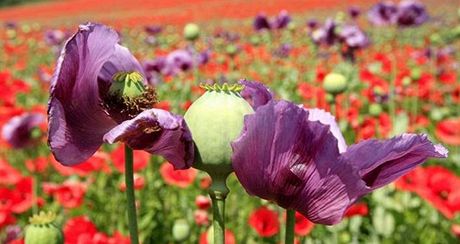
[1,113,45,149]
[98,44,147,92]
[103,109,194,169]
[48,23,119,165]
[238,79,273,109]
[232,100,362,224]
[305,108,347,153]
[341,133,448,191]
[253,13,271,31]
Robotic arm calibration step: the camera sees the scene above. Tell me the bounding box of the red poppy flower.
[119,174,145,191]
[199,229,236,244]
[25,156,49,173]
[294,212,314,236]
[194,209,210,226]
[0,206,16,229]
[195,195,211,210]
[345,203,369,217]
[160,162,197,188]
[248,206,280,237]
[63,216,98,244]
[0,177,33,213]
[51,152,111,177]
[451,224,460,239]
[435,118,460,146]
[395,166,427,192]
[0,159,22,186]
[43,180,87,209]
[111,145,149,173]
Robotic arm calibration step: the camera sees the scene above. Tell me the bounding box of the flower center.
[102,71,157,123]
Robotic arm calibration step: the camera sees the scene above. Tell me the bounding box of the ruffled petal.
[239,79,273,109]
[103,109,194,169]
[305,108,347,153]
[341,133,448,191]
[48,23,118,165]
[98,44,147,92]
[232,100,362,224]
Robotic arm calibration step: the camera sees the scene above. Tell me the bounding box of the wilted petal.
[48,23,119,165]
[239,79,273,109]
[1,113,45,149]
[232,100,362,224]
[342,133,448,191]
[103,109,194,169]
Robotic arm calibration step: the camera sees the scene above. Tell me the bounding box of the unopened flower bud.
[172,219,190,242]
[184,23,200,41]
[369,103,383,116]
[323,73,347,95]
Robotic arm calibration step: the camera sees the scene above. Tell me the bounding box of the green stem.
[285,209,295,244]
[125,145,139,244]
[209,177,229,244]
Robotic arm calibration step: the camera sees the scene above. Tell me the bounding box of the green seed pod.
[25,212,63,244]
[184,83,253,179]
[369,103,383,117]
[410,68,422,81]
[172,219,190,242]
[323,73,347,95]
[109,71,145,98]
[225,44,239,57]
[184,23,200,41]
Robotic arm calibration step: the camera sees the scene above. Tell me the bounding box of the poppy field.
[0,0,459,243]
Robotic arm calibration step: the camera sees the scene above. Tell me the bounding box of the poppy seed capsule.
[25,212,63,244]
[184,84,253,178]
[323,73,347,95]
[184,23,200,41]
[109,71,145,98]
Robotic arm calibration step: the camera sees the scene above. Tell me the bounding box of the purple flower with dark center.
[48,23,194,168]
[339,25,370,49]
[396,0,429,27]
[273,43,292,58]
[368,1,398,26]
[44,29,67,47]
[144,25,162,35]
[165,49,194,75]
[4,225,21,243]
[231,81,448,225]
[348,6,361,19]
[306,19,318,30]
[4,21,17,29]
[273,10,291,29]
[311,19,337,46]
[253,13,271,31]
[2,113,45,149]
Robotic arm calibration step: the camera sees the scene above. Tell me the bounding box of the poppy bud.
[410,68,421,81]
[184,23,200,41]
[369,103,383,116]
[172,219,190,241]
[184,83,253,179]
[323,73,347,95]
[25,212,63,244]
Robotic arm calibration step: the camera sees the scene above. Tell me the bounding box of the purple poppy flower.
[273,43,292,58]
[231,82,447,225]
[348,6,361,19]
[368,1,398,26]
[4,225,21,243]
[144,25,162,36]
[311,19,337,46]
[4,21,17,29]
[306,19,318,30]
[396,0,429,27]
[160,49,194,75]
[253,13,271,31]
[44,29,67,46]
[273,10,291,29]
[2,113,45,149]
[339,25,370,49]
[48,23,193,168]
